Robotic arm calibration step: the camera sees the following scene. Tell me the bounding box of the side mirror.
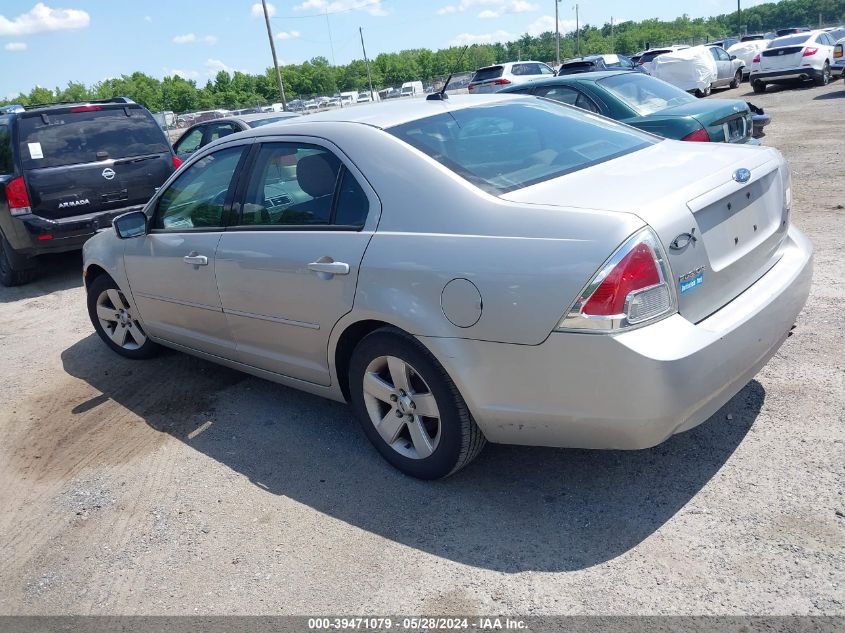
[113,210,148,239]
[730,54,737,60]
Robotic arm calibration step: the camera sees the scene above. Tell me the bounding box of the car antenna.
[427,45,470,101]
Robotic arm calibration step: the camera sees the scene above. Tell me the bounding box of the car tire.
[730,70,742,89]
[752,81,767,94]
[348,327,486,479]
[814,62,831,86]
[0,234,36,287]
[87,274,158,360]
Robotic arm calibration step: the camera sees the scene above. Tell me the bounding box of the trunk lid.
[501,141,789,324]
[760,46,805,71]
[17,106,173,221]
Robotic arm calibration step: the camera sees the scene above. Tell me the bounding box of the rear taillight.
[492,78,512,85]
[802,47,818,57]
[6,176,31,216]
[682,128,711,142]
[172,155,183,169]
[752,53,761,63]
[557,228,675,332]
[70,105,102,112]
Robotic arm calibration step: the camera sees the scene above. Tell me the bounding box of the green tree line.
[3,0,843,113]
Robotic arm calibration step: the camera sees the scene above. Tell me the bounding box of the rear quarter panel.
[313,122,645,346]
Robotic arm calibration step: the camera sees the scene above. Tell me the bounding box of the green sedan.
[499,70,766,144]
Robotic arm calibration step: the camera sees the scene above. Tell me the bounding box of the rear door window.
[206,122,240,143]
[18,107,170,170]
[0,123,13,174]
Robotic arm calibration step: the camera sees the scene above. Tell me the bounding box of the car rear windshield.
[640,50,671,62]
[18,107,170,169]
[562,61,596,69]
[598,72,696,116]
[472,66,504,82]
[769,34,811,47]
[388,100,654,195]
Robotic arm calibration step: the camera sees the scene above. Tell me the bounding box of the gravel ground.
[0,80,843,616]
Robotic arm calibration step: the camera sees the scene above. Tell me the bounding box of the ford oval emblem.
[733,168,751,183]
[102,167,116,180]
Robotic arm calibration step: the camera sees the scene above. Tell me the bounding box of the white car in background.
[727,39,770,80]
[749,30,837,92]
[467,61,556,93]
[637,45,690,75]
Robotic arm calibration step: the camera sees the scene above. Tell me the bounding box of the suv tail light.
[6,176,32,216]
[802,47,818,57]
[556,228,675,333]
[752,53,761,63]
[492,78,512,85]
[682,128,710,142]
[172,155,183,169]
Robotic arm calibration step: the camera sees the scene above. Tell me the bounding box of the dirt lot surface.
[0,80,843,616]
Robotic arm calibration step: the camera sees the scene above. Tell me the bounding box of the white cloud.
[526,15,577,36]
[0,2,90,36]
[251,2,276,18]
[172,33,217,45]
[164,68,200,79]
[4,42,27,51]
[276,30,301,40]
[294,0,387,17]
[206,58,234,74]
[437,0,538,18]
[450,29,514,46]
[143,15,152,23]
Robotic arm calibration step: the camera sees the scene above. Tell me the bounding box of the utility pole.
[737,0,741,38]
[575,4,580,57]
[555,0,561,66]
[326,9,336,66]
[610,16,614,53]
[261,0,286,108]
[360,27,375,102]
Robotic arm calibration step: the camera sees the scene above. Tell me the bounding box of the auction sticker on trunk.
[680,267,705,294]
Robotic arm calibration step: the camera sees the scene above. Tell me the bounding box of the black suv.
[0,98,179,286]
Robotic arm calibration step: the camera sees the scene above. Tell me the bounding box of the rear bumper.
[2,206,141,263]
[750,68,823,83]
[421,224,812,449]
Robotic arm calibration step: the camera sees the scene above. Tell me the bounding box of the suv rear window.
[18,107,170,170]
[472,66,504,82]
[388,101,653,195]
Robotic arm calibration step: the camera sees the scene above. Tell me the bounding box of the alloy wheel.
[361,355,441,460]
[95,288,147,350]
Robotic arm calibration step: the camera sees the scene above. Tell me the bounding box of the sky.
[0,0,768,98]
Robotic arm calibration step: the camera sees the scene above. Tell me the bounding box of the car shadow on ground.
[813,89,845,100]
[61,334,763,573]
[0,251,83,303]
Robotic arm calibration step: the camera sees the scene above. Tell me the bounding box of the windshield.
[472,66,504,82]
[769,34,811,47]
[388,100,653,195]
[598,72,697,116]
[829,28,845,41]
[18,107,169,169]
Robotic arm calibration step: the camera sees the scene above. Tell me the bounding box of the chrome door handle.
[183,252,208,266]
[307,260,350,275]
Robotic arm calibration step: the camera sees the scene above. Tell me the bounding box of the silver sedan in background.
[83,95,812,479]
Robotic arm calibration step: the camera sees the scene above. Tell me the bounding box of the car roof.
[276,94,521,129]
[541,70,634,82]
[236,112,300,123]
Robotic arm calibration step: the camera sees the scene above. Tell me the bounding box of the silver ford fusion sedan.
[82,94,812,479]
